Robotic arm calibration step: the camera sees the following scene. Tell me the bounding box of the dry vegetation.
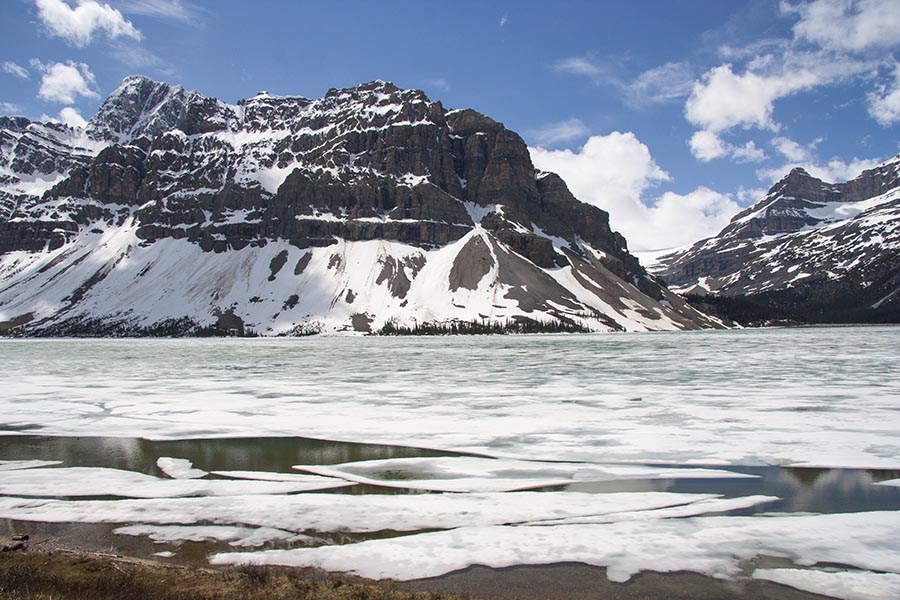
[0,550,470,600]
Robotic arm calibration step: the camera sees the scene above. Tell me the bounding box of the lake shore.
[1,535,837,600]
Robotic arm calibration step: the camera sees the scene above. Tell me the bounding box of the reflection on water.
[2,435,900,513]
[0,435,456,480]
[564,465,900,514]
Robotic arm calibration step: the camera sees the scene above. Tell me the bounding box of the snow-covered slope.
[0,76,717,335]
[653,159,900,322]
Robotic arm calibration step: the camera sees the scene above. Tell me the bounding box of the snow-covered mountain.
[652,160,900,323]
[0,76,717,335]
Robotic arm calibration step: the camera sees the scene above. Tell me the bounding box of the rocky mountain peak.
[85,75,195,143]
[0,76,719,335]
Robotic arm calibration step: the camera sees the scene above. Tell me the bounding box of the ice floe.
[211,511,900,587]
[115,524,316,547]
[211,470,344,483]
[0,460,62,472]
[0,466,354,498]
[292,456,757,493]
[157,457,207,479]
[0,491,746,532]
[753,568,900,600]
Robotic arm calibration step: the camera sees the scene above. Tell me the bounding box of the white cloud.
[554,56,603,77]
[528,119,590,147]
[424,78,450,92]
[786,0,900,52]
[530,132,740,251]
[689,130,767,163]
[682,2,887,162]
[732,141,767,163]
[868,63,900,125]
[109,43,179,78]
[645,188,741,249]
[58,106,87,127]
[33,60,99,104]
[762,136,883,182]
[499,14,507,27]
[737,186,768,205]
[685,63,819,133]
[35,0,142,47]
[2,61,29,79]
[0,102,23,114]
[758,137,883,183]
[117,0,202,24]
[628,62,695,104]
[771,135,818,162]
[689,130,729,161]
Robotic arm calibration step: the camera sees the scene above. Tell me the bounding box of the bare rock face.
[0,76,719,335]
[653,161,900,323]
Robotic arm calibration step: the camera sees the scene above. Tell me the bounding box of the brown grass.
[0,550,471,600]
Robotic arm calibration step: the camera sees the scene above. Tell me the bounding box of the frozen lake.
[1,327,900,599]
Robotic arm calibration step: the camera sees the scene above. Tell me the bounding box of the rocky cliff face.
[0,76,717,335]
[653,161,900,323]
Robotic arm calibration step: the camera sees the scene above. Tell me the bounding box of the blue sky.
[2,0,900,251]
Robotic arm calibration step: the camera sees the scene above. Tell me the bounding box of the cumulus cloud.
[33,60,99,104]
[681,1,896,163]
[785,0,900,52]
[771,135,818,162]
[758,156,882,183]
[689,130,729,161]
[530,132,740,250]
[868,63,900,125]
[758,135,883,182]
[685,63,820,133]
[58,106,87,127]
[737,186,768,205]
[2,61,29,79]
[528,119,590,147]
[689,130,767,163]
[731,141,767,163]
[35,0,142,47]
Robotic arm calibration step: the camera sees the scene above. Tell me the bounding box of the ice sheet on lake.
[875,478,900,488]
[0,460,62,472]
[0,491,743,533]
[115,524,316,547]
[211,470,342,483]
[1,329,898,469]
[157,457,207,479]
[753,568,900,600]
[293,456,757,493]
[521,495,778,526]
[0,466,354,498]
[211,511,900,588]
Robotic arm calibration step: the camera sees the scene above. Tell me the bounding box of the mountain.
[652,160,900,323]
[0,76,717,336]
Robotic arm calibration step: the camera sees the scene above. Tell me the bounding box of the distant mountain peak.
[85,75,195,143]
[651,159,900,323]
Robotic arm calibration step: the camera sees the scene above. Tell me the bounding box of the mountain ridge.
[652,157,900,323]
[0,76,718,335]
